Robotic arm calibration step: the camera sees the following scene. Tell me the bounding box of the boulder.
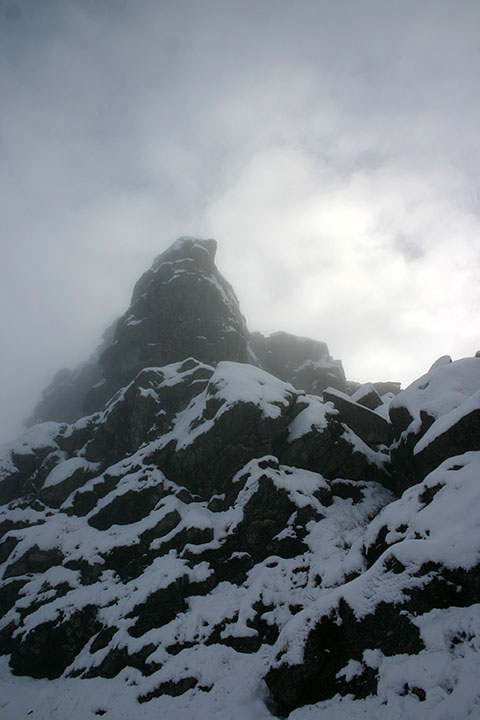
[389,357,480,493]
[39,457,97,508]
[279,393,391,486]
[350,382,383,410]
[323,388,392,447]
[9,606,100,679]
[147,361,300,499]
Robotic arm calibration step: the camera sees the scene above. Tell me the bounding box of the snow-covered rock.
[1,238,478,720]
[249,330,347,395]
[266,450,480,714]
[389,357,480,492]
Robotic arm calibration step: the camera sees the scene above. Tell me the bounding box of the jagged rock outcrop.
[28,238,250,425]
[1,238,479,720]
[388,356,480,494]
[249,330,347,394]
[92,237,251,409]
[28,238,347,426]
[263,355,480,715]
[265,448,480,715]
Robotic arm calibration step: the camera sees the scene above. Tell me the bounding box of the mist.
[1,0,480,442]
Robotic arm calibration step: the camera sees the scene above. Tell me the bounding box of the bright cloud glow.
[1,0,480,440]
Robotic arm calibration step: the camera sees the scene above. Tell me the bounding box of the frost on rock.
[1,238,479,720]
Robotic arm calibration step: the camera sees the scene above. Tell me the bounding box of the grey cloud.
[394,235,425,262]
[1,0,480,440]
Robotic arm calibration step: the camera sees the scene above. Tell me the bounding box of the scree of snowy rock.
[1,237,479,720]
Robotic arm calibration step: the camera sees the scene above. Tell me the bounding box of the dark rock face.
[323,388,392,447]
[249,330,347,394]
[28,238,250,424]
[388,357,480,493]
[4,545,64,579]
[350,382,383,410]
[279,411,390,485]
[96,238,250,403]
[2,238,478,718]
[9,606,101,679]
[266,599,424,714]
[28,238,346,428]
[412,405,480,480]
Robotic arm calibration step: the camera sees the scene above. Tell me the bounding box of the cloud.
[1,0,480,440]
[204,144,480,383]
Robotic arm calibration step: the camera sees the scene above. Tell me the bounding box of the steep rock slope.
[265,356,480,716]
[1,238,479,719]
[28,238,251,424]
[28,237,346,425]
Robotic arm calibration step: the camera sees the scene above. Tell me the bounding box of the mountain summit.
[1,238,480,719]
[28,236,346,424]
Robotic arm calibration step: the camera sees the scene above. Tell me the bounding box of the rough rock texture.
[266,445,480,715]
[94,238,250,407]
[322,388,392,447]
[29,238,346,426]
[1,238,479,719]
[29,238,250,424]
[249,330,347,394]
[263,356,480,715]
[388,357,480,494]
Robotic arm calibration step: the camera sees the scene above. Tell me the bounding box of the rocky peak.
[29,238,251,423]
[1,238,479,719]
[130,237,219,306]
[91,237,250,411]
[28,237,349,425]
[155,235,217,267]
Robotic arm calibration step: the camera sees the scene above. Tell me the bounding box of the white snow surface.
[414,388,480,454]
[271,451,480,676]
[0,440,396,719]
[350,382,377,403]
[363,451,480,570]
[6,420,63,455]
[287,393,336,441]
[208,362,296,415]
[160,361,298,451]
[5,444,479,719]
[43,457,99,488]
[1,358,480,719]
[390,356,480,436]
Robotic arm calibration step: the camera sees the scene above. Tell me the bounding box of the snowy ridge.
[1,239,479,719]
[389,357,480,438]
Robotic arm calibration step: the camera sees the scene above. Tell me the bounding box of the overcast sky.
[1,0,480,442]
